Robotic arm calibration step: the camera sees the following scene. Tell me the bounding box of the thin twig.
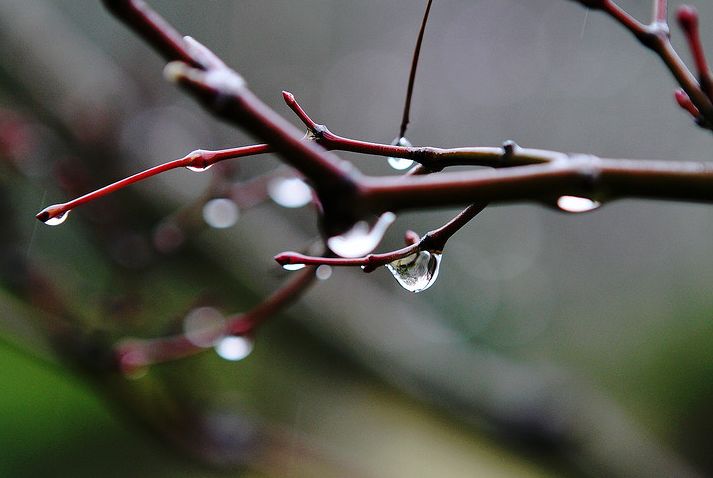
[116,265,317,371]
[276,202,487,271]
[399,0,434,138]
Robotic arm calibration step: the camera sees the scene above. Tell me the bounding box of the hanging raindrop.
[268,177,312,208]
[386,250,442,293]
[282,263,306,271]
[43,210,70,226]
[327,212,396,258]
[387,136,414,171]
[556,196,601,213]
[186,164,212,172]
[214,335,254,361]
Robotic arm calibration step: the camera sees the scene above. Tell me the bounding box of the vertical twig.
[399,0,434,139]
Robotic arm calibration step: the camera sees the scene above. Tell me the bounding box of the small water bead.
[282,263,306,271]
[202,198,239,229]
[183,307,226,347]
[327,212,396,258]
[185,160,213,172]
[215,335,254,361]
[185,151,213,172]
[386,250,442,293]
[556,196,601,213]
[268,177,312,208]
[387,137,414,171]
[43,210,70,226]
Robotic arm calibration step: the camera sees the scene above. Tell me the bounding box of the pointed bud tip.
[281,91,295,103]
[273,252,292,265]
[36,210,50,222]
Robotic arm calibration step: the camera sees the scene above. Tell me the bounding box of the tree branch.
[570,0,713,128]
[116,265,317,372]
[275,202,487,272]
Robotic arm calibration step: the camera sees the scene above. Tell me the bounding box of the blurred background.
[1,0,713,476]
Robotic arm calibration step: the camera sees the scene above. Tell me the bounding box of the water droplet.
[556,196,600,213]
[44,210,70,226]
[268,177,312,208]
[327,212,396,258]
[315,265,332,281]
[283,263,306,271]
[183,307,225,347]
[215,335,254,361]
[202,198,239,228]
[387,137,414,171]
[186,164,212,172]
[386,250,442,293]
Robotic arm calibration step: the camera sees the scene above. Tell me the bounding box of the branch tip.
[674,88,701,118]
[274,252,296,266]
[282,90,295,105]
[35,210,50,222]
[676,4,698,33]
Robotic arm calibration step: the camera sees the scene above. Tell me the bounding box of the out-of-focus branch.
[569,0,713,128]
[116,265,317,371]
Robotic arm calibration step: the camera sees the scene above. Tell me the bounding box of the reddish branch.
[276,203,487,271]
[40,0,713,234]
[34,0,713,368]
[570,0,713,128]
[34,91,544,224]
[399,0,433,139]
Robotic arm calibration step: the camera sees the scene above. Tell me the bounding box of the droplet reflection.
[386,250,442,293]
[387,137,414,170]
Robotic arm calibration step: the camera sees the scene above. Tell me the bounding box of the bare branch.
[399,0,434,139]
[570,0,713,128]
[116,265,317,372]
[276,202,487,271]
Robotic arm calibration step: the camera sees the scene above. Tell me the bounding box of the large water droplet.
[183,307,225,347]
[387,137,414,171]
[214,335,254,361]
[268,177,312,208]
[556,196,600,213]
[327,212,396,258]
[386,250,442,293]
[202,198,239,228]
[282,263,306,271]
[44,210,70,226]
